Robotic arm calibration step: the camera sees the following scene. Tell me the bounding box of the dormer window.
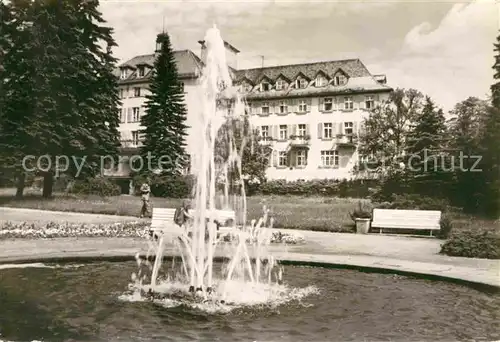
[298,79,308,89]
[138,66,145,77]
[120,68,127,79]
[261,82,271,92]
[334,73,347,86]
[315,75,327,87]
[276,79,285,90]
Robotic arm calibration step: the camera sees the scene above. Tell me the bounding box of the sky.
[100,0,499,112]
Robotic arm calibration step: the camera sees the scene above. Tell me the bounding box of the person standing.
[139,181,151,218]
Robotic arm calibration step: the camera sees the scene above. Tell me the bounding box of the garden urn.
[355,218,371,234]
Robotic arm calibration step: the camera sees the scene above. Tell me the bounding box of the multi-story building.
[108,34,392,191]
[233,60,392,180]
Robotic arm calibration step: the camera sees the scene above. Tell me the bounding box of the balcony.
[336,134,358,148]
[258,136,273,145]
[289,135,310,147]
[120,139,142,154]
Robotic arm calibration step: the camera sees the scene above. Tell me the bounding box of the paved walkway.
[0,207,499,288]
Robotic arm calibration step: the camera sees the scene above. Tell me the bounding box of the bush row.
[69,177,121,197]
[256,179,378,197]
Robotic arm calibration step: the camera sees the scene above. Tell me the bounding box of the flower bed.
[0,221,150,240]
[220,230,306,245]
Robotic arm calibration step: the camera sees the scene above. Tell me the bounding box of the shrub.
[375,194,452,212]
[69,177,121,197]
[437,214,453,239]
[257,179,377,197]
[134,174,195,198]
[440,230,500,259]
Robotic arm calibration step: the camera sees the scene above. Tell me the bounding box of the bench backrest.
[150,208,176,230]
[372,208,441,230]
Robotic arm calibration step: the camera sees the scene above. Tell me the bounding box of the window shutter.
[306,98,312,112]
[256,103,262,115]
[318,123,323,139]
[319,98,324,112]
[287,124,293,138]
[274,102,279,113]
[269,102,275,114]
[273,125,278,139]
[338,122,344,135]
[127,108,133,122]
[305,150,308,165]
[292,124,297,136]
[353,122,359,136]
[272,150,278,167]
[306,124,310,138]
[359,97,365,110]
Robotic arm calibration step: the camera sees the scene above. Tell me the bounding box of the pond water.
[0,261,498,342]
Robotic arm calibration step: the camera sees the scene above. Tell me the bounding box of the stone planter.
[355,218,371,234]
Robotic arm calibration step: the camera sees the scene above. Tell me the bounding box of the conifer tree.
[139,32,189,175]
[405,96,448,195]
[491,32,500,108]
[0,0,121,197]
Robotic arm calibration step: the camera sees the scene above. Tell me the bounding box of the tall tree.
[0,0,121,197]
[447,97,490,213]
[405,96,449,195]
[358,88,424,175]
[215,114,272,192]
[491,31,500,108]
[139,32,189,175]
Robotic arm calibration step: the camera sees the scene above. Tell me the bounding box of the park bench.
[149,207,236,237]
[371,208,441,236]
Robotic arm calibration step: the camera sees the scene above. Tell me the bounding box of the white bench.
[149,207,236,234]
[371,209,441,236]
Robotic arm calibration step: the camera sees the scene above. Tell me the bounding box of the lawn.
[0,188,497,234]
[0,188,367,232]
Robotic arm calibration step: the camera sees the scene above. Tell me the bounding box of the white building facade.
[108,37,392,189]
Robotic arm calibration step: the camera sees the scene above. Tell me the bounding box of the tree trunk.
[42,172,54,198]
[15,172,26,198]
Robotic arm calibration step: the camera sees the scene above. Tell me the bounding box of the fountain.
[131,25,284,305]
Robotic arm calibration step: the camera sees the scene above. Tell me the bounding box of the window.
[134,87,141,97]
[279,101,288,114]
[298,100,307,112]
[132,107,140,122]
[276,80,285,90]
[321,150,339,167]
[120,69,127,79]
[324,98,333,111]
[335,74,346,86]
[323,123,333,139]
[132,131,140,146]
[296,150,307,166]
[298,78,308,89]
[365,95,374,109]
[297,124,306,137]
[260,125,269,138]
[261,82,270,91]
[261,102,270,115]
[344,122,354,135]
[279,125,288,140]
[278,151,288,167]
[227,100,234,116]
[315,75,326,87]
[344,97,353,110]
[138,66,145,77]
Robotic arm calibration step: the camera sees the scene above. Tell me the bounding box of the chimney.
[198,40,240,70]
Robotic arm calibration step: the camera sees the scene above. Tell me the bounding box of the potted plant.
[349,201,372,234]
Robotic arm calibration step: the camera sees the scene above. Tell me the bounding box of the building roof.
[115,50,203,83]
[233,59,372,84]
[234,59,392,100]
